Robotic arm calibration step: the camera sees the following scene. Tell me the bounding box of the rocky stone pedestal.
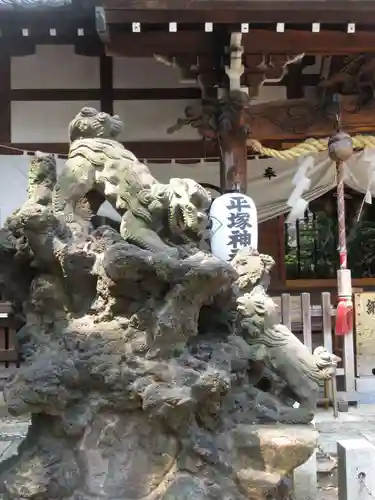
[1,410,317,499]
[0,107,336,499]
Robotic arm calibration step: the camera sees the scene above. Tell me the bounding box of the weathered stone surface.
[0,108,334,499]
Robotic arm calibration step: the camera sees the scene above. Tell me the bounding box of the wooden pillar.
[222,142,248,193]
[99,55,113,115]
[218,32,248,194]
[0,54,11,144]
[217,91,249,194]
[258,217,286,289]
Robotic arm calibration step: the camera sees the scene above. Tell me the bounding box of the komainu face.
[231,248,275,290]
[29,151,57,187]
[68,107,124,142]
[168,178,212,237]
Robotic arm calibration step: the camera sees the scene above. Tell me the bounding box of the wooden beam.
[0,55,11,143]
[9,79,317,103]
[106,29,375,57]
[242,30,375,56]
[103,0,375,10]
[95,6,109,43]
[0,37,102,58]
[103,0,375,24]
[100,55,114,114]
[11,89,102,101]
[286,278,375,290]
[106,31,216,57]
[10,88,203,101]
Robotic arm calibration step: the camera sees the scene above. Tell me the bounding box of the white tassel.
[287,175,311,208]
[286,198,308,224]
[363,148,375,163]
[292,156,314,186]
[360,149,375,209]
[286,156,314,224]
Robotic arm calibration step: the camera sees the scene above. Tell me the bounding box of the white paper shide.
[209,192,258,262]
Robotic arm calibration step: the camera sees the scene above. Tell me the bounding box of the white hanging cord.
[0,143,226,163]
[286,156,315,224]
[0,142,272,164]
[0,144,30,154]
[356,148,375,221]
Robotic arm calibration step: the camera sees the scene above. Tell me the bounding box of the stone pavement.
[314,406,375,500]
[0,413,29,464]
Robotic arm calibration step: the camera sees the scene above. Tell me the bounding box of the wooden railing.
[272,291,356,400]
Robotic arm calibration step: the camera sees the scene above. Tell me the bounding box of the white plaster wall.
[113,100,200,141]
[252,85,287,103]
[11,45,100,89]
[113,57,197,89]
[9,46,290,143]
[11,101,101,143]
[11,99,198,143]
[148,161,219,186]
[11,93,290,143]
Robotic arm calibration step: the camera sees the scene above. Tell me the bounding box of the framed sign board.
[355,292,375,377]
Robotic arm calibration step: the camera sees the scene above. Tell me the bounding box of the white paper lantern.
[209,192,258,262]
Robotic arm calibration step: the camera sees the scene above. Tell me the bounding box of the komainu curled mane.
[52,107,211,255]
[52,107,156,223]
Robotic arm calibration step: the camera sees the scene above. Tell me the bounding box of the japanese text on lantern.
[226,196,252,260]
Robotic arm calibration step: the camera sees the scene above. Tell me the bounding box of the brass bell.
[328,131,353,162]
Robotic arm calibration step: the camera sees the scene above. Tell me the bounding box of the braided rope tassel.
[335,160,353,336]
[337,162,347,270]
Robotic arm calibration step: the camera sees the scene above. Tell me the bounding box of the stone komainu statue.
[52,106,152,223]
[52,107,211,255]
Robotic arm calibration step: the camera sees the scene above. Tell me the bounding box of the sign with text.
[209,192,257,262]
[355,292,375,377]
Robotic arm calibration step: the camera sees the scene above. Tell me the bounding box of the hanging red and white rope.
[328,129,354,336]
[335,160,353,335]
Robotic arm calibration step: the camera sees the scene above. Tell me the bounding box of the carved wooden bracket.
[319,54,375,108]
[154,52,305,97]
[167,90,252,146]
[244,53,304,96]
[168,93,375,142]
